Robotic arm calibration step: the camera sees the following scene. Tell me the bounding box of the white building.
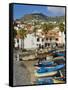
[14,21,65,50]
[24,33,37,49]
[14,33,46,50]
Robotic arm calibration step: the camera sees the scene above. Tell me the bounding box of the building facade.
[14,21,65,49]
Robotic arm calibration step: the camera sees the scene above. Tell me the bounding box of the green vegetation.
[42,23,54,33]
[13,29,17,38]
[59,22,65,32]
[20,13,65,23]
[18,29,27,49]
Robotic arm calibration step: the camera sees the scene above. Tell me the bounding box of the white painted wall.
[58,31,65,44]
[62,32,65,44]
[14,33,46,49]
[14,31,65,49]
[24,33,37,49]
[24,33,46,49]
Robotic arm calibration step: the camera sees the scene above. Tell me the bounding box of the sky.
[13,4,65,20]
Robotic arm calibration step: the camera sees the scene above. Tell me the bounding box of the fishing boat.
[34,70,57,77]
[53,56,65,64]
[53,56,65,61]
[37,64,64,73]
[48,49,56,53]
[35,77,54,84]
[53,51,65,56]
[53,78,65,83]
[21,55,36,60]
[35,77,65,84]
[34,64,64,77]
[53,77,65,81]
[56,52,65,56]
[53,70,65,83]
[57,49,65,52]
[34,61,54,68]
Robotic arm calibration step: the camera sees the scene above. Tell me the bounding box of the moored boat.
[53,56,65,61]
[34,61,54,68]
[34,70,57,77]
[35,77,54,84]
[36,64,65,73]
[56,52,65,56]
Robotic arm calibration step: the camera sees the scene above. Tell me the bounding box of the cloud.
[47,7,65,16]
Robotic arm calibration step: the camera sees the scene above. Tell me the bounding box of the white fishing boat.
[53,56,65,61]
[22,55,36,60]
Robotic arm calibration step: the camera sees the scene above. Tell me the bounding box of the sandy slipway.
[13,49,65,85]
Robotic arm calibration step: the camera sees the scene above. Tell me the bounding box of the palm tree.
[33,27,38,36]
[42,23,47,33]
[42,23,54,33]
[42,23,54,48]
[18,29,27,49]
[48,23,54,30]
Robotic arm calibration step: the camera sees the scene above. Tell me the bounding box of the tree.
[48,23,54,30]
[33,27,38,36]
[59,22,65,32]
[41,23,54,48]
[13,29,17,38]
[42,23,48,33]
[42,23,54,34]
[18,29,27,49]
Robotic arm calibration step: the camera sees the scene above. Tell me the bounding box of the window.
[46,38,48,40]
[56,38,58,41]
[17,39,19,43]
[39,44,41,48]
[56,43,58,46]
[48,43,50,46]
[50,38,52,41]
[42,38,44,42]
[37,38,39,42]
[45,32,47,34]
[42,45,44,49]
[45,43,47,47]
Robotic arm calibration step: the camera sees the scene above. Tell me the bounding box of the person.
[38,57,46,65]
[38,58,42,64]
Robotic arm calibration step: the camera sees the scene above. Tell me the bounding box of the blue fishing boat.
[48,49,55,53]
[34,70,57,77]
[53,77,65,81]
[34,61,54,67]
[37,64,65,74]
[35,77,54,84]
[56,52,65,56]
[34,64,64,77]
[53,52,65,57]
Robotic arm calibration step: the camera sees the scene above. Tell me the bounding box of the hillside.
[15,13,65,23]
